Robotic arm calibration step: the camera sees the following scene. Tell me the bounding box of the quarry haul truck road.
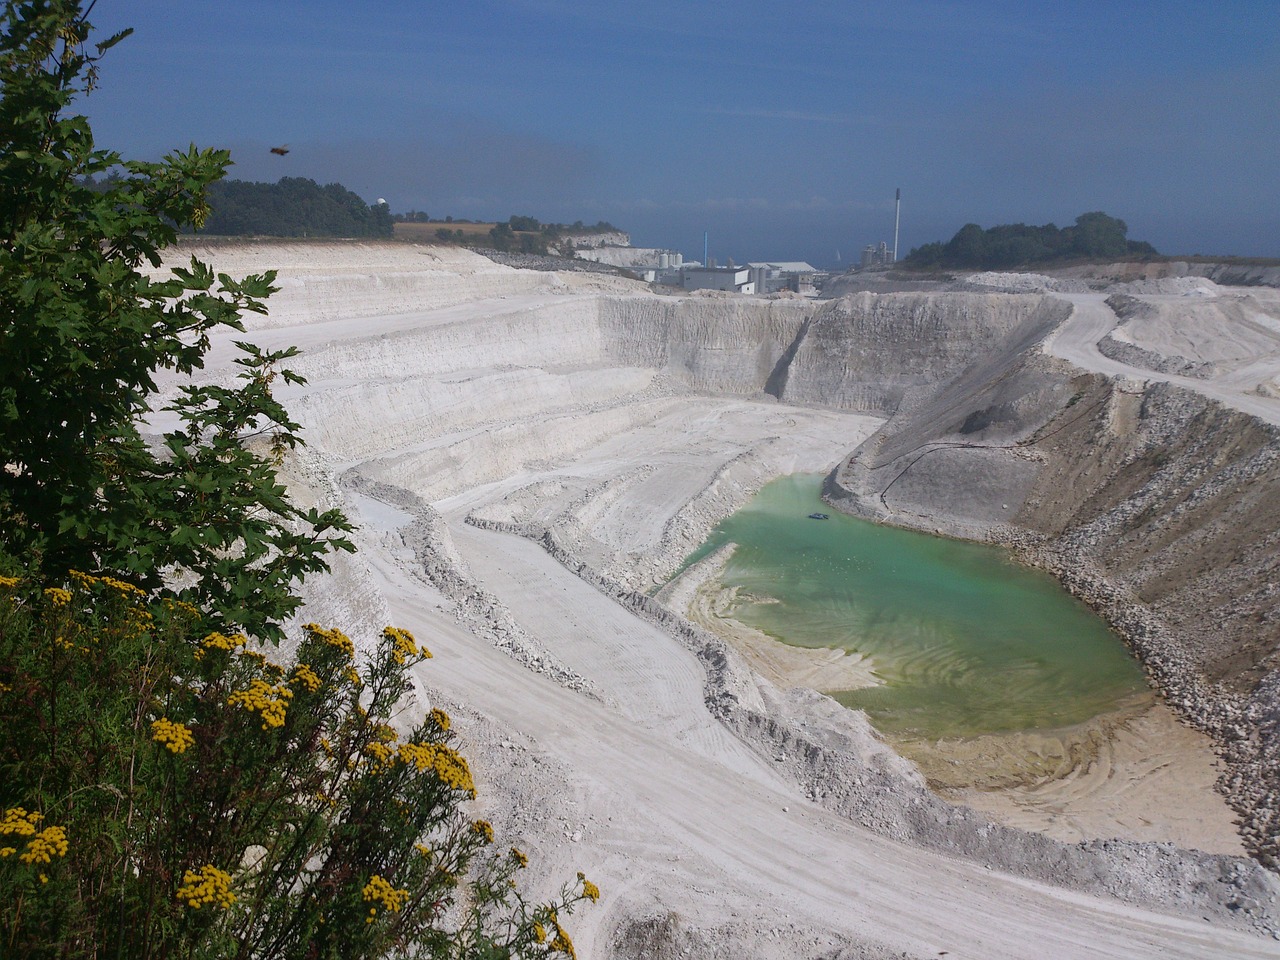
[1045,293,1280,426]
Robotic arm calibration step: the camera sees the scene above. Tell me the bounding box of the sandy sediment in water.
[660,545,882,695]
[666,543,1245,855]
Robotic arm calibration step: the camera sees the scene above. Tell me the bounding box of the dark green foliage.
[905,212,1157,270]
[486,221,548,254]
[0,5,595,958]
[0,0,353,642]
[201,177,394,238]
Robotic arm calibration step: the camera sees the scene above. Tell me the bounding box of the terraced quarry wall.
[147,244,1280,955]
[830,319,1280,863]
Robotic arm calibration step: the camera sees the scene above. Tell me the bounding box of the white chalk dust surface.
[149,243,1279,959]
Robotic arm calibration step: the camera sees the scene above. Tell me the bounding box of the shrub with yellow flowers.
[0,572,596,959]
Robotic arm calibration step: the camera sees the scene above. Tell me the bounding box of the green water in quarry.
[681,474,1148,742]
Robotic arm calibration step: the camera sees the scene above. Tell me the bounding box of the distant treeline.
[196,177,394,238]
[905,212,1157,270]
[412,215,622,255]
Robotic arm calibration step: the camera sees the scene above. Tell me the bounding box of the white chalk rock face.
[146,242,1280,960]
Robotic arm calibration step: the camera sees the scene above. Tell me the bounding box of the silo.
[659,253,670,269]
[673,252,683,267]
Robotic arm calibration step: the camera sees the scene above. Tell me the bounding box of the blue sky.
[85,1,1278,266]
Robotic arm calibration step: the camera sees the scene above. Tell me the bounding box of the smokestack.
[703,231,708,267]
[893,188,901,263]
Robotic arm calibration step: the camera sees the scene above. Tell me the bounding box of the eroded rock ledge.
[830,329,1280,866]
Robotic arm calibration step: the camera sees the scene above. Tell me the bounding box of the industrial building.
[748,261,818,294]
[860,241,894,269]
[676,266,755,295]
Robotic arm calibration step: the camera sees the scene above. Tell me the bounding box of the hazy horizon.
[86,1,1279,267]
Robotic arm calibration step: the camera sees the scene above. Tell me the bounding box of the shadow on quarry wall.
[826,302,1280,866]
[597,291,1067,415]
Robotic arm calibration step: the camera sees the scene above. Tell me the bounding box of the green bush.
[0,572,594,959]
[0,3,595,956]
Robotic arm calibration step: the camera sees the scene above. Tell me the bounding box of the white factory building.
[577,246,818,296]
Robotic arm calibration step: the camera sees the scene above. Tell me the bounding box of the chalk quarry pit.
[152,242,1280,960]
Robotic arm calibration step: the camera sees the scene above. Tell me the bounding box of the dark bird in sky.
[270,145,289,156]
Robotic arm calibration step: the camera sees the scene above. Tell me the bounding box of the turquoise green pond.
[678,474,1148,742]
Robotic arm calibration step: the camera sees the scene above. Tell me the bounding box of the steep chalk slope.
[831,288,1280,866]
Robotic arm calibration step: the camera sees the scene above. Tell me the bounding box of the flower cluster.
[509,847,528,869]
[470,819,494,845]
[151,717,194,754]
[227,679,294,729]
[549,915,577,958]
[240,650,285,680]
[1,807,42,839]
[290,662,321,693]
[577,872,600,903]
[196,630,247,661]
[397,742,476,797]
[429,708,451,732]
[1,809,68,864]
[177,865,236,909]
[362,874,409,923]
[99,576,146,598]
[304,622,354,658]
[43,587,72,606]
[20,826,69,864]
[382,625,426,665]
[364,740,395,773]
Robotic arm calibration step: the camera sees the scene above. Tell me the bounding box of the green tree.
[0,0,353,641]
[945,222,989,266]
[201,177,394,239]
[1069,211,1130,259]
[0,3,594,957]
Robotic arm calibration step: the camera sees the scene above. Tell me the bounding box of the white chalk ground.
[1045,290,1280,425]
[151,244,1280,959]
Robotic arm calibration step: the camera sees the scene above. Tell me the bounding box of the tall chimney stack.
[893,188,901,263]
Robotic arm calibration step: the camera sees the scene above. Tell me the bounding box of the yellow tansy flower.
[382,625,422,664]
[151,717,195,754]
[177,865,236,909]
[290,663,322,693]
[43,587,71,606]
[397,742,475,796]
[1,808,42,837]
[228,679,293,729]
[304,622,354,658]
[361,874,409,922]
[20,826,68,864]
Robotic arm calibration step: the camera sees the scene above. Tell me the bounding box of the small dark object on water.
[807,512,829,520]
[270,145,290,156]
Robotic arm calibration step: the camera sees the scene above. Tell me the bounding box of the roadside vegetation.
[0,2,593,957]
[905,211,1158,270]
